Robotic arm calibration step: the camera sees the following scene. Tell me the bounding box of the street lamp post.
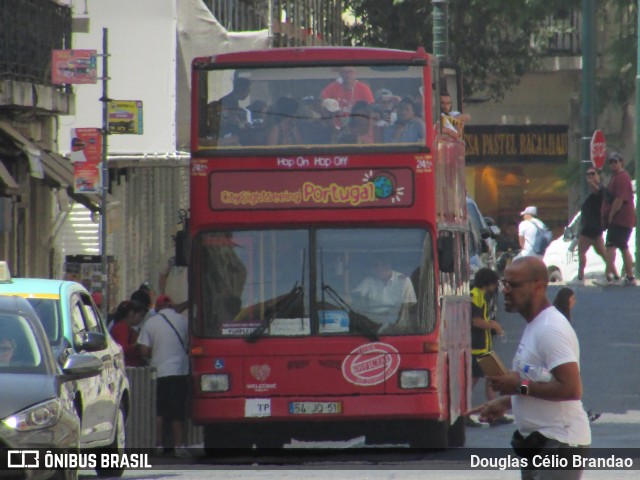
[636,1,640,277]
[100,28,110,318]
[432,0,449,60]
[580,0,596,204]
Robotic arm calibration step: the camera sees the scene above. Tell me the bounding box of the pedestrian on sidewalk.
[137,294,190,457]
[517,206,549,258]
[552,287,601,423]
[601,152,636,285]
[467,257,591,478]
[110,300,147,366]
[552,287,575,322]
[576,168,610,282]
[469,268,512,427]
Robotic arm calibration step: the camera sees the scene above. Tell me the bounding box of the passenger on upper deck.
[241,100,269,146]
[382,97,425,143]
[374,88,401,127]
[266,97,303,146]
[302,98,341,145]
[440,92,470,140]
[205,77,251,145]
[337,101,379,144]
[321,66,374,116]
[219,77,251,124]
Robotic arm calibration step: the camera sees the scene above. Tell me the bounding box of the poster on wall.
[70,128,101,193]
[51,50,97,85]
[64,255,118,312]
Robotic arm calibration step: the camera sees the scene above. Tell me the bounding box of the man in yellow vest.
[469,268,512,426]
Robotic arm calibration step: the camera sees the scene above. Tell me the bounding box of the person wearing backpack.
[517,206,551,258]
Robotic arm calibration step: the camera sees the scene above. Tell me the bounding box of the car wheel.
[51,448,79,480]
[95,402,126,477]
[51,468,78,480]
[548,267,562,283]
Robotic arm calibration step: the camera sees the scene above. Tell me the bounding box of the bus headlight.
[399,370,430,389]
[201,374,230,392]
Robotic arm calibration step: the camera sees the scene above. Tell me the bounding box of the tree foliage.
[343,0,582,101]
[595,0,637,111]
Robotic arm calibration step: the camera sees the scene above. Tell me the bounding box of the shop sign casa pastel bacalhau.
[464,125,568,164]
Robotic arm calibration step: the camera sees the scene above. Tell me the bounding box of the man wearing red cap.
[137,294,190,457]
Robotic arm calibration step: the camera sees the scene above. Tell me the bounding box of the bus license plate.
[289,402,342,415]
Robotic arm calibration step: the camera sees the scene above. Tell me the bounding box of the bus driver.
[352,257,417,331]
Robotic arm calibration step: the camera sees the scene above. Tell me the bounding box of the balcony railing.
[0,0,72,85]
[203,0,344,46]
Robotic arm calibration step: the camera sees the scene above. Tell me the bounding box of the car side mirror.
[80,332,108,352]
[489,225,501,238]
[62,353,103,379]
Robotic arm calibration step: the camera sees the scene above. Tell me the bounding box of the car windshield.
[0,314,45,373]
[24,298,62,346]
[193,228,436,338]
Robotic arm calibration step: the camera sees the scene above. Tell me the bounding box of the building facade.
[0,0,100,278]
[464,7,636,238]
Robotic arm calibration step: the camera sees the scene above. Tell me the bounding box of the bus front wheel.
[406,420,448,449]
[203,424,254,455]
[447,415,465,447]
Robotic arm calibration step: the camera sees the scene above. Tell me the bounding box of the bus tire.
[448,415,465,447]
[407,420,448,449]
[203,424,254,456]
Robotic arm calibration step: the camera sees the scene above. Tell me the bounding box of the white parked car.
[543,212,636,282]
[467,196,500,275]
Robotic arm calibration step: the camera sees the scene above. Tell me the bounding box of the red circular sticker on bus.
[342,342,401,386]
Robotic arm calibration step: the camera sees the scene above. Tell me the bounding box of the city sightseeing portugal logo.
[363,170,405,203]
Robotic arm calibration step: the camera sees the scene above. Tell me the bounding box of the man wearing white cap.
[517,206,546,258]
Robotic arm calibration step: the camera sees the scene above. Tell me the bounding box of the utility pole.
[432,0,448,60]
[580,0,596,203]
[99,28,110,318]
[634,0,640,278]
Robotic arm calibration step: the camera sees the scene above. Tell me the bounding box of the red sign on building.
[70,128,101,194]
[51,50,97,85]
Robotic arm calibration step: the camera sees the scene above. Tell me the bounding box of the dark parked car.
[0,295,103,480]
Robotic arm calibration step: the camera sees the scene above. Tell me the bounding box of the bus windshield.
[195,64,426,150]
[193,228,436,338]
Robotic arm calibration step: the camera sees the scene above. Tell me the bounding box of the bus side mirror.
[437,236,455,273]
[175,230,189,267]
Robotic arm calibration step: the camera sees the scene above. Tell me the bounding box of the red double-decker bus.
[188,47,471,449]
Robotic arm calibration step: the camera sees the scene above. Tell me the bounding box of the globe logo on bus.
[372,175,394,199]
[362,170,405,204]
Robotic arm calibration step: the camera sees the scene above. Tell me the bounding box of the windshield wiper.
[246,283,304,343]
[322,284,380,342]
